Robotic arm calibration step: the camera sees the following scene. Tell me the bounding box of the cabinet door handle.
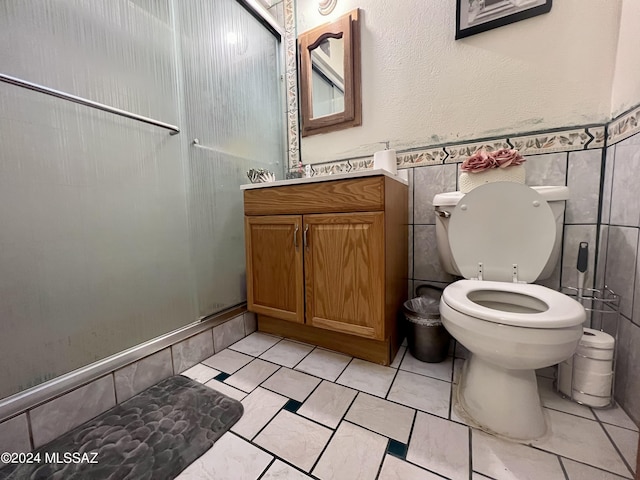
[294,223,299,248]
[303,225,309,249]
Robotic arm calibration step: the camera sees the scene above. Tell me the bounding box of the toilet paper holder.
[556,286,620,409]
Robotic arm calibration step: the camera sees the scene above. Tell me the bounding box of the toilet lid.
[449,182,555,283]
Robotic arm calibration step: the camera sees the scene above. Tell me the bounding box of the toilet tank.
[433,185,569,281]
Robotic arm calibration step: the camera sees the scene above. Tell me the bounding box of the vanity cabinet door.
[245,215,304,323]
[304,212,385,340]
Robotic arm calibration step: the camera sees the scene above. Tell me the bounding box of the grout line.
[25,410,35,451]
[255,457,276,480]
[557,455,570,480]
[557,453,633,480]
[595,413,636,478]
[375,440,390,479]
[219,345,636,479]
[468,425,473,480]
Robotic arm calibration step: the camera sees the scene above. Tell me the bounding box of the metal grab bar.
[0,73,180,135]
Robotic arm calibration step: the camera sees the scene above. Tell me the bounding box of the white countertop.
[240,168,408,190]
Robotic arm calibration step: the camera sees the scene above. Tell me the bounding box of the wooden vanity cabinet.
[243,175,407,365]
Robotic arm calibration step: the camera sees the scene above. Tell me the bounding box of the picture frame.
[456,0,552,40]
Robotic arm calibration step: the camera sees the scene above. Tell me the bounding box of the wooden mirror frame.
[298,9,361,137]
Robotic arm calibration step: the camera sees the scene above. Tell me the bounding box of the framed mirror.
[298,9,361,137]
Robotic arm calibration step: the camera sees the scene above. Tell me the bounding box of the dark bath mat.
[0,375,244,480]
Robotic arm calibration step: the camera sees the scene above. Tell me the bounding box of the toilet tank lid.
[433,185,569,207]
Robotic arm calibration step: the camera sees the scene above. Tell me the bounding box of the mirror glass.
[310,37,345,118]
[298,8,360,137]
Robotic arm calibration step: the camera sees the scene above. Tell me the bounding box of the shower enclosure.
[0,0,284,400]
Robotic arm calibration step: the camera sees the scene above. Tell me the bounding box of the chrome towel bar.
[0,72,180,135]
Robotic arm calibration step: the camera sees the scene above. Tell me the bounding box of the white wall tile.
[604,226,638,318]
[525,152,568,186]
[213,315,245,352]
[566,149,602,224]
[171,330,214,374]
[0,414,31,464]
[413,225,456,283]
[243,311,257,335]
[114,348,173,402]
[561,225,598,290]
[30,375,115,448]
[414,164,457,224]
[610,144,640,227]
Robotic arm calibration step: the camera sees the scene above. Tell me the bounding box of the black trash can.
[403,285,450,363]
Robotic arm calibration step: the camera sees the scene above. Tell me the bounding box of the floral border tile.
[607,104,640,146]
[510,128,590,155]
[397,148,446,168]
[350,158,374,171]
[284,0,299,170]
[586,126,606,149]
[444,140,510,164]
[311,160,352,176]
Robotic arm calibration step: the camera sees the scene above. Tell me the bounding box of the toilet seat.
[449,183,556,283]
[442,280,585,328]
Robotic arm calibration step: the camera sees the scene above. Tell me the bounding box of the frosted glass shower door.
[176,0,284,317]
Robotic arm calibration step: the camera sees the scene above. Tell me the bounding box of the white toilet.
[433,182,586,441]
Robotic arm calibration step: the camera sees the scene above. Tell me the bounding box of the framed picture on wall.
[456,0,552,39]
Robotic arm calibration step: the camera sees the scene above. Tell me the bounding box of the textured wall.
[296,0,621,164]
[611,0,640,117]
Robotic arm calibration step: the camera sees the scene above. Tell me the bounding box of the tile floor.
[177,332,638,480]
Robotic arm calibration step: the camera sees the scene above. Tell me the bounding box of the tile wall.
[308,104,640,426]
[600,118,640,426]
[0,311,257,459]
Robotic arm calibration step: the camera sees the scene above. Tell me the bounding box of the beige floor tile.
[336,359,397,398]
[345,392,415,443]
[390,347,407,369]
[225,359,280,392]
[561,458,631,480]
[399,353,453,382]
[297,381,358,429]
[259,339,314,368]
[230,332,282,357]
[176,432,271,480]
[231,387,288,440]
[378,455,443,480]
[603,423,637,475]
[261,367,321,402]
[295,349,352,381]
[473,429,565,480]
[531,409,630,477]
[202,349,253,374]
[203,379,247,401]
[312,421,387,480]
[262,460,313,480]
[254,410,332,472]
[595,404,639,431]
[407,411,469,480]
[387,370,450,417]
[181,363,220,384]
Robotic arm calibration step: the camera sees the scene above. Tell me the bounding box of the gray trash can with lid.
[403,285,450,363]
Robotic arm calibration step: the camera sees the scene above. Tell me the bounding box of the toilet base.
[457,354,548,441]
